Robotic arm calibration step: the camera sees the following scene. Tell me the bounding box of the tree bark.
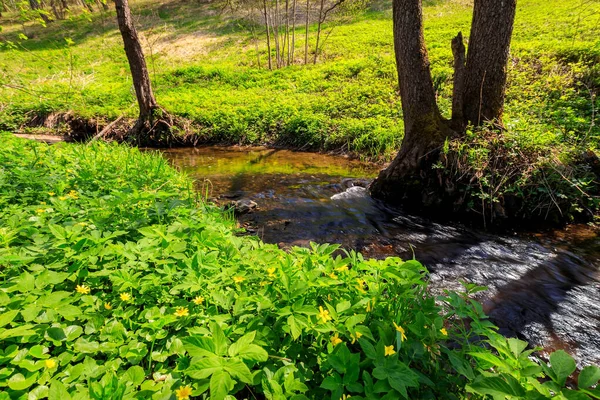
[313,0,324,64]
[370,0,451,204]
[263,0,273,70]
[304,0,309,64]
[462,0,516,126]
[114,0,158,126]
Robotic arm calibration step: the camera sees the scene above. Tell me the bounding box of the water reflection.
[160,146,600,366]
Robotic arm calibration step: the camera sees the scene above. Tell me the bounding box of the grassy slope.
[0,0,599,159]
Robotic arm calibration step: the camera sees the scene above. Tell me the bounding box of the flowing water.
[161,146,600,367]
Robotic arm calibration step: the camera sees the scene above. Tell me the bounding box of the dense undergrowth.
[2,133,600,399]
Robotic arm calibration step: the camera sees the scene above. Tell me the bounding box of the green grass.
[0,0,598,160]
[1,133,598,399]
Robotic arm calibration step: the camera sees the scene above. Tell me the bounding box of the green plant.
[1,134,598,399]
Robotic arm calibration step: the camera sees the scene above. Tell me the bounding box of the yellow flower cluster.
[233,276,245,283]
[193,296,204,305]
[330,333,343,347]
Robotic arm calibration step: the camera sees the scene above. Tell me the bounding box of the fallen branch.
[88,116,123,144]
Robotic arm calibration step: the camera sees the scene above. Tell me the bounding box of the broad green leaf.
[49,379,72,400]
[8,372,39,390]
[224,358,253,384]
[550,350,576,385]
[579,365,600,389]
[185,356,224,380]
[0,310,18,328]
[183,335,216,357]
[123,366,146,387]
[209,369,234,400]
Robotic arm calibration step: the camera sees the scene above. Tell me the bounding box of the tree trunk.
[290,0,296,65]
[369,0,451,204]
[263,0,272,70]
[371,0,517,212]
[462,0,516,126]
[313,0,324,64]
[304,0,309,64]
[114,0,158,127]
[29,0,51,24]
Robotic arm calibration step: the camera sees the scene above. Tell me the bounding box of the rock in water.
[231,199,258,214]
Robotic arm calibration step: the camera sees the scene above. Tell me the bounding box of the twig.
[88,116,123,144]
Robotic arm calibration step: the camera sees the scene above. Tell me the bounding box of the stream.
[161,146,600,367]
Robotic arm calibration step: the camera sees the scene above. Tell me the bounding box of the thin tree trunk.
[462,0,516,126]
[285,0,290,66]
[251,24,261,68]
[370,0,450,203]
[451,31,466,129]
[290,0,296,65]
[263,0,273,70]
[114,0,158,125]
[29,0,50,23]
[304,0,309,64]
[313,0,324,64]
[273,0,281,67]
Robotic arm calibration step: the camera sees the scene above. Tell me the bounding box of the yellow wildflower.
[335,265,349,272]
[330,333,343,347]
[48,192,55,196]
[193,296,204,305]
[267,267,276,278]
[75,284,90,294]
[366,298,375,312]
[384,345,396,357]
[318,306,332,324]
[393,322,407,342]
[350,331,363,344]
[342,395,351,400]
[175,386,193,400]
[36,209,45,214]
[356,278,366,293]
[440,327,448,336]
[104,302,112,310]
[260,281,270,286]
[233,276,245,284]
[45,359,57,369]
[174,306,189,317]
[328,272,337,279]
[59,196,68,201]
[120,293,131,302]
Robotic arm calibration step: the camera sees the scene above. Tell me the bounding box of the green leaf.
[49,379,71,400]
[210,369,234,400]
[0,310,18,328]
[183,335,216,357]
[123,366,145,387]
[579,365,600,389]
[507,338,528,358]
[467,376,525,398]
[224,358,253,384]
[550,350,576,385]
[8,372,39,391]
[288,315,303,340]
[210,322,229,356]
[186,356,224,380]
[320,373,342,391]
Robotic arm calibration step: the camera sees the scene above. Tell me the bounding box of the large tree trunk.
[462,0,516,126]
[114,0,158,129]
[370,0,517,213]
[370,0,451,204]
